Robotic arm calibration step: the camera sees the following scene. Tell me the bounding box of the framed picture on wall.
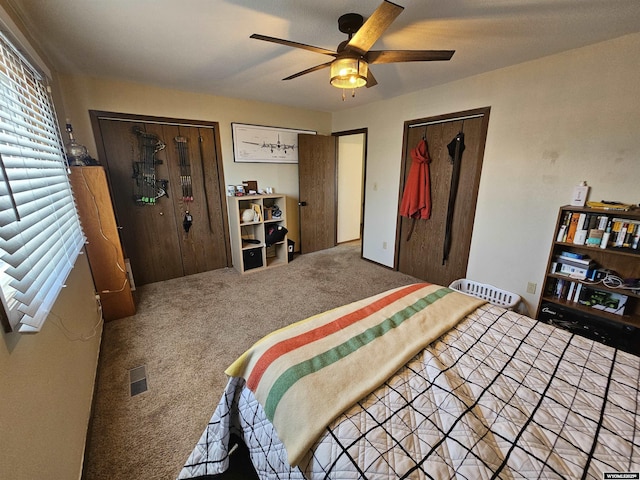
[231,123,316,163]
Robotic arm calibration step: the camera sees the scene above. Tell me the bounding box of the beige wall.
[0,253,102,480]
[58,75,332,250]
[333,33,640,315]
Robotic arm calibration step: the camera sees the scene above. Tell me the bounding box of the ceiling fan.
[250,0,454,98]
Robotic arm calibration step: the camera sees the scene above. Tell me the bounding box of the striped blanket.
[225,283,486,466]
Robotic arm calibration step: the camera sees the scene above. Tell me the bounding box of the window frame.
[0,26,85,334]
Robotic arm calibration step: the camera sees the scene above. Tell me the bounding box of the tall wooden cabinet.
[69,166,135,321]
[227,195,288,274]
[537,205,640,354]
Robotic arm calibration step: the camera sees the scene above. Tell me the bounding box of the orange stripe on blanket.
[246,282,428,390]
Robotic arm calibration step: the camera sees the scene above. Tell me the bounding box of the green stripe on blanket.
[225,283,486,466]
[264,287,450,418]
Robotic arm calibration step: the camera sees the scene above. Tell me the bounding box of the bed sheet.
[179,304,640,479]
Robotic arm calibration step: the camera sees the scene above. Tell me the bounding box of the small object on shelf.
[586,200,634,211]
[241,209,255,223]
[570,181,589,207]
[265,224,288,246]
[579,287,628,316]
[243,180,258,192]
[65,120,96,166]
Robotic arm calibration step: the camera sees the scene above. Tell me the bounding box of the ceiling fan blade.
[283,61,333,81]
[250,34,336,57]
[367,50,455,64]
[347,1,404,56]
[365,69,378,88]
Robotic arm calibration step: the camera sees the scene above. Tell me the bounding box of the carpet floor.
[82,243,419,479]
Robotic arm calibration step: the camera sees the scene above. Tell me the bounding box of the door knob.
[298,201,307,206]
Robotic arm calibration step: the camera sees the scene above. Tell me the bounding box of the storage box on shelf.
[537,205,640,353]
[227,194,288,273]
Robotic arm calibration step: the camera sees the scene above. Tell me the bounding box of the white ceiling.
[8,0,640,113]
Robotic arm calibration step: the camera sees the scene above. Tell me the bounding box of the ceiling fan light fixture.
[330,56,368,89]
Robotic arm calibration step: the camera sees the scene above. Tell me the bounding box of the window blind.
[0,31,84,333]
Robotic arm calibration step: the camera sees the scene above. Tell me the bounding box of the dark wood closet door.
[396,108,490,287]
[91,113,230,286]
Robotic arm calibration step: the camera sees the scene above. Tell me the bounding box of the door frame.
[394,107,490,275]
[89,111,232,274]
[333,128,368,258]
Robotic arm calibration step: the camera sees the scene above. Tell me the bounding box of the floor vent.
[129,365,148,396]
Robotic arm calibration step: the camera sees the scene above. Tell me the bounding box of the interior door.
[91,112,230,285]
[396,108,490,287]
[298,134,337,254]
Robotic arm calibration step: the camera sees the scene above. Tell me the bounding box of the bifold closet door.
[396,108,489,287]
[92,113,230,286]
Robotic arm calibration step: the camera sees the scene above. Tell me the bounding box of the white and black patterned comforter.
[178,304,640,479]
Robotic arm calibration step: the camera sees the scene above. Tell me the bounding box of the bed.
[178,283,640,479]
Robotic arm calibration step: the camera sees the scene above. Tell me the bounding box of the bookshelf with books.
[537,205,640,345]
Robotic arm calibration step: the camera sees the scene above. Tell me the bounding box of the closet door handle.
[298,201,307,206]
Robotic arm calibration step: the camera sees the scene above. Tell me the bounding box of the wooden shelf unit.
[537,205,640,330]
[69,166,136,321]
[227,194,288,274]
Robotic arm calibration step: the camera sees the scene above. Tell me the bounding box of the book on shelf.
[544,278,587,305]
[556,211,572,242]
[573,283,583,303]
[557,252,595,267]
[573,213,588,245]
[557,264,595,280]
[586,228,604,246]
[557,210,639,250]
[551,251,598,281]
[559,250,586,260]
[608,218,640,249]
[565,213,580,243]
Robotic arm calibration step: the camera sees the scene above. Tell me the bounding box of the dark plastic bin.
[287,239,295,262]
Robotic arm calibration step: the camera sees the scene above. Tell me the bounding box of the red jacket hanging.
[399,138,431,220]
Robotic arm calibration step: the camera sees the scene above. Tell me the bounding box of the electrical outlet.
[526,282,537,294]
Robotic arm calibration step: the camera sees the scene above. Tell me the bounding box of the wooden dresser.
[69,166,135,320]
